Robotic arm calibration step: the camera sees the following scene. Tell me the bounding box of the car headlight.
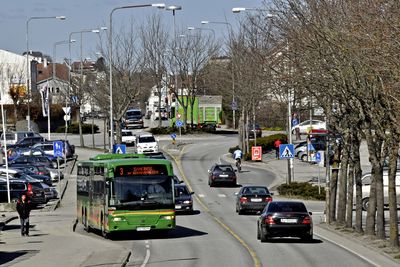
[112,216,126,222]
[183,200,192,204]
[160,215,175,220]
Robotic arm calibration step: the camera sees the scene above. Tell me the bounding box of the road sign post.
[251,146,262,161]
[176,120,183,143]
[53,141,63,193]
[279,144,295,184]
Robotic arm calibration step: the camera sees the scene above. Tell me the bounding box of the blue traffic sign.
[176,120,183,128]
[315,152,321,163]
[53,141,63,157]
[279,144,294,159]
[113,144,126,154]
[170,133,177,139]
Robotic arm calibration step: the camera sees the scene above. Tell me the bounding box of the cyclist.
[233,149,243,171]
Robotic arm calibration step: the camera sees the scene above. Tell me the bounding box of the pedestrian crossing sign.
[279,144,294,159]
[113,144,126,154]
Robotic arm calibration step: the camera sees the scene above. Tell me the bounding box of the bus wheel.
[84,210,90,232]
[101,214,108,239]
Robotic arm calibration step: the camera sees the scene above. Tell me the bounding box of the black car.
[208,164,237,187]
[10,155,56,169]
[235,186,273,214]
[7,136,46,150]
[9,164,51,178]
[248,124,262,139]
[201,121,217,132]
[174,183,194,213]
[0,178,27,203]
[0,167,52,186]
[257,201,313,242]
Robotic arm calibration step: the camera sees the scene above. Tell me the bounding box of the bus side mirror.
[105,181,110,188]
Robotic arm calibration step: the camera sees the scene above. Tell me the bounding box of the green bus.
[76,153,176,237]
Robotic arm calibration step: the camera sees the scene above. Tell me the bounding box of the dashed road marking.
[198,194,205,198]
[218,194,227,198]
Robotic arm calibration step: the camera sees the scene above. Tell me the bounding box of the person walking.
[16,194,32,236]
[274,139,282,159]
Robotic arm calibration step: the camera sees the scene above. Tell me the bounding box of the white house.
[0,49,31,105]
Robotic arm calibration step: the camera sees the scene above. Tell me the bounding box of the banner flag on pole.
[40,81,50,117]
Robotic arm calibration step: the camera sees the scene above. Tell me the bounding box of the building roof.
[199,95,222,105]
[37,63,69,82]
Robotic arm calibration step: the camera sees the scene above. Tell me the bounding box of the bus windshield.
[109,175,173,209]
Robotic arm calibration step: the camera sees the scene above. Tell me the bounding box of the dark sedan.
[248,124,262,139]
[9,155,56,169]
[235,186,273,214]
[208,164,237,187]
[174,183,194,213]
[257,201,313,242]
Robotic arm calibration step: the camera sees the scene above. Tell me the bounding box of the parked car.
[29,143,55,156]
[6,136,46,150]
[9,164,51,179]
[257,201,313,242]
[235,186,273,214]
[0,131,42,146]
[174,183,194,213]
[135,134,159,154]
[51,140,75,158]
[153,107,168,120]
[0,178,28,203]
[208,164,237,187]
[0,167,52,186]
[248,124,262,139]
[291,120,326,134]
[357,171,400,211]
[9,155,56,169]
[200,121,217,132]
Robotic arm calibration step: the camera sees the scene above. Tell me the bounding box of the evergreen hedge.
[277,182,326,200]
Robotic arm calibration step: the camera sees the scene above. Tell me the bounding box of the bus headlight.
[183,200,192,204]
[112,216,126,222]
[160,215,175,220]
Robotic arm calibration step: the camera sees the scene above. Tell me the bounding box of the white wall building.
[0,49,32,105]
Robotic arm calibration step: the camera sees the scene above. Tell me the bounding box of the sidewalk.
[0,148,131,267]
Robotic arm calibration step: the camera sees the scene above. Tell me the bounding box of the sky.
[0,0,262,63]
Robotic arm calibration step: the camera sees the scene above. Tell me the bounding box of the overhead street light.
[26,15,66,131]
[109,3,166,151]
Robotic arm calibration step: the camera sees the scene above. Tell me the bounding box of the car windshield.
[126,111,141,117]
[122,131,133,136]
[109,176,173,208]
[139,136,156,143]
[267,202,307,213]
[175,186,190,196]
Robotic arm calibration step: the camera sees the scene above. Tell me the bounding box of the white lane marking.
[198,194,205,198]
[315,233,380,267]
[146,245,150,248]
[311,211,325,215]
[140,249,151,267]
[145,240,149,244]
[218,194,226,198]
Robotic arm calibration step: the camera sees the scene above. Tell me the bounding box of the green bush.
[150,127,177,135]
[277,182,325,200]
[249,133,287,153]
[263,127,285,131]
[56,123,99,134]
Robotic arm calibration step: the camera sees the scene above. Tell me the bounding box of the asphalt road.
[72,134,377,267]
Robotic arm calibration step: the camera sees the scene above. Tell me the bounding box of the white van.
[358,172,400,210]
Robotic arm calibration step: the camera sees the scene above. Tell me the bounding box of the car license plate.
[220,174,229,177]
[137,227,151,231]
[175,205,182,209]
[281,218,298,223]
[251,198,262,202]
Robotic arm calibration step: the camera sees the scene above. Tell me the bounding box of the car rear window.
[267,202,307,213]
[217,165,233,172]
[244,187,269,195]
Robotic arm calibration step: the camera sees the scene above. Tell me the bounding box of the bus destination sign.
[116,165,167,176]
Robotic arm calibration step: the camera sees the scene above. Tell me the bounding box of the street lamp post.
[109,3,166,151]
[52,40,75,141]
[187,26,215,40]
[166,5,182,127]
[26,16,66,131]
[201,20,236,129]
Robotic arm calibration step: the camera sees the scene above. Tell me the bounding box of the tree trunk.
[353,136,363,233]
[329,143,341,223]
[158,91,162,128]
[345,142,354,228]
[374,163,385,239]
[115,119,122,144]
[387,134,399,247]
[337,133,349,224]
[78,109,84,147]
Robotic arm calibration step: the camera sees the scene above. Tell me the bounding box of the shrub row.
[277,182,326,200]
[56,123,99,134]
